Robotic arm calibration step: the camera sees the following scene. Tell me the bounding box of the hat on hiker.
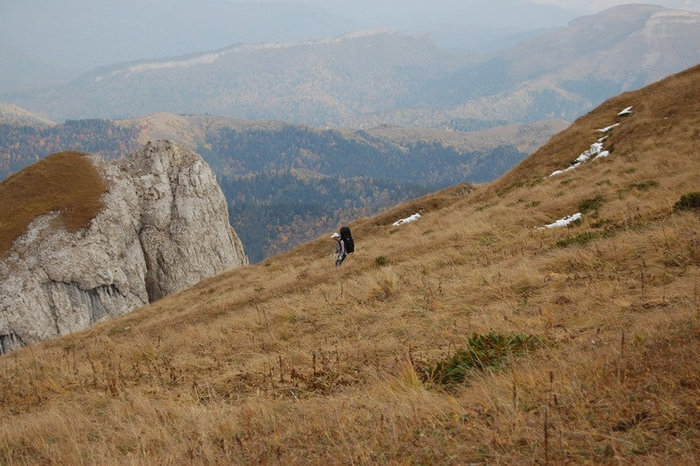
[331,232,340,239]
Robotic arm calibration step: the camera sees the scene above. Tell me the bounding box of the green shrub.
[629,180,659,191]
[673,192,700,211]
[578,195,605,214]
[556,231,599,248]
[375,256,390,266]
[425,332,542,385]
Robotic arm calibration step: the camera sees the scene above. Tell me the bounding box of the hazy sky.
[230,0,700,14]
[528,0,700,11]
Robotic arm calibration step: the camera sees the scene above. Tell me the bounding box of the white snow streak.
[393,213,421,226]
[549,141,608,177]
[541,212,582,229]
[548,105,631,177]
[596,123,620,133]
[618,106,633,116]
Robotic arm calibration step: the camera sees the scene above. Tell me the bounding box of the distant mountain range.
[4,5,698,129]
[0,0,357,92]
[0,0,580,93]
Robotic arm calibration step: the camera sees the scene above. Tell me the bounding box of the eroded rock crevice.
[0,333,22,355]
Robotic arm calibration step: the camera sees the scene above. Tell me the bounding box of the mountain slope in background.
[0,103,53,127]
[7,31,460,125]
[365,5,700,126]
[6,5,698,128]
[1,112,566,261]
[0,64,697,464]
[0,0,581,93]
[0,0,356,92]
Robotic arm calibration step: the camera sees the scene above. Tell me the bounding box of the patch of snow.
[549,167,573,177]
[597,123,620,133]
[541,213,582,229]
[618,106,633,116]
[549,141,608,177]
[393,213,421,226]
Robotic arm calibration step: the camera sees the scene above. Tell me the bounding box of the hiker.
[332,226,354,267]
[332,232,346,266]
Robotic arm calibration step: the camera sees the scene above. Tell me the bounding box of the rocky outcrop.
[0,140,248,353]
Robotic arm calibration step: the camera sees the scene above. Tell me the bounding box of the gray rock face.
[0,140,248,353]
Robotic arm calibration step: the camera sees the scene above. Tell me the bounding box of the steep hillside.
[0,66,698,464]
[6,5,699,128]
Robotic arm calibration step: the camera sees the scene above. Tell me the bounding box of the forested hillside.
[208,125,525,261]
[0,120,140,178]
[0,117,528,262]
[219,172,428,261]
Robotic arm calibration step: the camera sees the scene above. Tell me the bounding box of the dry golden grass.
[0,67,699,464]
[0,151,106,257]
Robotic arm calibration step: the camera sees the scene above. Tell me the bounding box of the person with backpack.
[332,226,354,266]
[332,232,346,266]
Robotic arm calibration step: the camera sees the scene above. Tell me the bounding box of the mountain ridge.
[5,5,699,128]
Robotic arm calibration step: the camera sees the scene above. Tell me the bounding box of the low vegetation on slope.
[0,151,106,257]
[0,119,141,179]
[0,67,698,464]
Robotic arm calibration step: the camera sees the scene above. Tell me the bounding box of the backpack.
[339,225,354,254]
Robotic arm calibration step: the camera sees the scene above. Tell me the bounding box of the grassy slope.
[0,151,106,257]
[0,66,698,464]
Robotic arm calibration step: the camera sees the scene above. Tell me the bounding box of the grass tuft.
[423,332,543,385]
[375,256,390,266]
[673,192,700,211]
[578,195,605,214]
[556,231,600,248]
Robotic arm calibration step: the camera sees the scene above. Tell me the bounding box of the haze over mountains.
[3,0,698,95]
[0,0,355,92]
[0,0,579,93]
[4,4,699,129]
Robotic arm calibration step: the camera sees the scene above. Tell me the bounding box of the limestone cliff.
[0,140,248,353]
